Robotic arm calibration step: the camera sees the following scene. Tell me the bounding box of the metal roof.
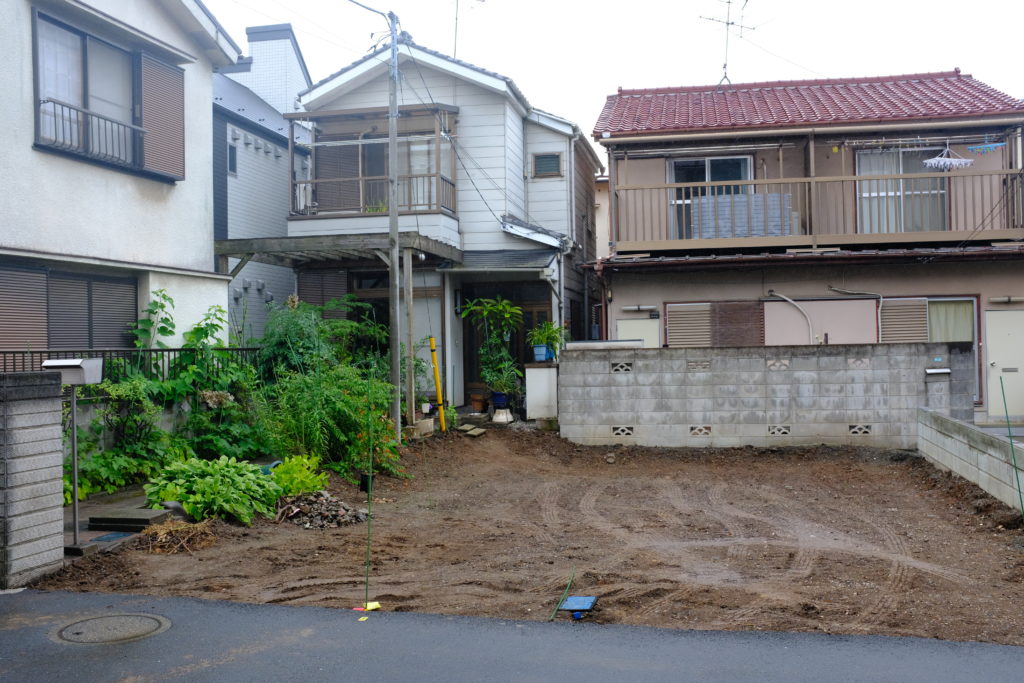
[446,249,556,270]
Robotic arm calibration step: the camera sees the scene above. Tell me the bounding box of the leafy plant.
[272,454,329,496]
[145,456,282,526]
[131,289,176,349]
[479,349,522,395]
[526,320,569,359]
[255,364,402,481]
[460,296,523,344]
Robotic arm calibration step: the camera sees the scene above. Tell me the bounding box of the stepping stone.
[466,428,487,438]
[457,424,476,433]
[88,508,170,532]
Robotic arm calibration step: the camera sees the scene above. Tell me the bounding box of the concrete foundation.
[558,343,973,449]
[1,372,65,588]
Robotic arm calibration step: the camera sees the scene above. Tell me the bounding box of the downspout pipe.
[828,285,884,342]
[767,289,816,344]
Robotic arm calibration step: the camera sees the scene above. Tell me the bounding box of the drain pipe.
[767,289,817,344]
[828,285,884,342]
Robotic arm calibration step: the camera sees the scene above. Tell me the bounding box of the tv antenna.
[700,0,755,86]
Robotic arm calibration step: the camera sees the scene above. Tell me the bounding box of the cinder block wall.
[558,343,973,449]
[1,372,64,588]
[918,408,1024,509]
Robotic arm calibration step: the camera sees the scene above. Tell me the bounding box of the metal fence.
[0,347,260,383]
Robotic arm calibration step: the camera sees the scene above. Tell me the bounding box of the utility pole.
[387,10,401,441]
[349,1,402,440]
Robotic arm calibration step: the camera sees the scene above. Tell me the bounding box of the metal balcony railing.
[36,99,144,168]
[614,169,1023,244]
[292,173,457,216]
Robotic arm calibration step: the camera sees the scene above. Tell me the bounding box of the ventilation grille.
[689,425,712,436]
[849,424,872,435]
[611,362,633,373]
[880,299,928,343]
[666,303,711,348]
[611,426,634,437]
[768,425,791,436]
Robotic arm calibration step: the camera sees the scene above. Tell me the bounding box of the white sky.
[204,0,1024,147]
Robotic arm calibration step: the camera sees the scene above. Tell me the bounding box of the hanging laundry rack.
[923,143,974,171]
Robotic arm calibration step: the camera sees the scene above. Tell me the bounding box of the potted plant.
[526,320,568,362]
[480,351,522,408]
[461,296,524,420]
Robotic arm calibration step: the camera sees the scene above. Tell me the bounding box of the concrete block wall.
[918,408,1024,510]
[558,343,973,449]
[1,372,64,588]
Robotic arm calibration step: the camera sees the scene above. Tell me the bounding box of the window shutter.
[140,54,185,179]
[880,298,928,343]
[314,135,360,211]
[91,279,137,347]
[665,303,712,347]
[0,267,48,351]
[713,301,764,347]
[298,270,348,319]
[48,275,90,349]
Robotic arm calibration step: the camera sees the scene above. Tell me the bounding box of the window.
[856,148,947,233]
[668,156,753,238]
[227,144,238,175]
[533,153,562,177]
[33,13,185,181]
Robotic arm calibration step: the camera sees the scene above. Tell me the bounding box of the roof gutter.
[598,116,1024,146]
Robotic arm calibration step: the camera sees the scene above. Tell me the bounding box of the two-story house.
[0,0,239,351]
[215,24,312,340]
[216,36,602,405]
[593,70,1024,421]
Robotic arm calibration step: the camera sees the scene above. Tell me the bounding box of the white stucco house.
[0,0,239,351]
[216,36,603,405]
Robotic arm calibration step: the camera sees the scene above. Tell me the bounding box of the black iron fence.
[0,347,260,383]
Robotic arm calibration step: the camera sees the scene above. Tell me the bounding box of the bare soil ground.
[36,428,1024,645]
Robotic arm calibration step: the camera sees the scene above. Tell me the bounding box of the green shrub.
[272,454,329,496]
[144,456,282,526]
[255,364,402,481]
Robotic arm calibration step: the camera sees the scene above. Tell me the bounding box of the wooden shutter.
[297,270,348,319]
[48,275,90,349]
[880,298,928,343]
[665,303,712,347]
[0,266,48,351]
[712,301,764,347]
[140,54,185,179]
[314,134,360,211]
[91,279,137,347]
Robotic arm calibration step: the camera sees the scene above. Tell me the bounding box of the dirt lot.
[37,428,1024,645]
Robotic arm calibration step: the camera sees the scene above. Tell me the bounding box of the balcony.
[613,169,1024,251]
[291,172,456,216]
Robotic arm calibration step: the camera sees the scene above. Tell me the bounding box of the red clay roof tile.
[594,70,1024,138]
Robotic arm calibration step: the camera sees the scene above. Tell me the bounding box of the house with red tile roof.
[592,70,1024,422]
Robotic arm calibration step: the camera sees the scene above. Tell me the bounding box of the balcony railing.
[292,173,456,216]
[614,169,1023,245]
[36,98,144,168]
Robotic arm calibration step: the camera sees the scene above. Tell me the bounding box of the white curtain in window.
[857,150,899,234]
[87,39,133,163]
[37,20,82,146]
[928,300,974,342]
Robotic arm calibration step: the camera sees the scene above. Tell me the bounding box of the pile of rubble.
[276,491,368,529]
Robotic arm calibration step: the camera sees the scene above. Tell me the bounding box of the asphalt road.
[3,589,1024,682]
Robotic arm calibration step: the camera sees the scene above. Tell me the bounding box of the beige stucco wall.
[604,259,1024,411]
[0,0,218,274]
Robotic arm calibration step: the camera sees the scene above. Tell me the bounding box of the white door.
[985,310,1024,417]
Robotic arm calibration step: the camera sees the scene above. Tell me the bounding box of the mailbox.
[42,358,103,385]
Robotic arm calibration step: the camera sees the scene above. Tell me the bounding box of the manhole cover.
[56,613,170,644]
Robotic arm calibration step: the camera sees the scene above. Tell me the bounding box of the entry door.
[986,310,1024,417]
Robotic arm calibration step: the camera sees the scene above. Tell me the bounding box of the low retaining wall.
[1,372,65,588]
[558,343,973,449]
[918,408,1024,510]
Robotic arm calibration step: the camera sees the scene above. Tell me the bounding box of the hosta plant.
[145,456,282,526]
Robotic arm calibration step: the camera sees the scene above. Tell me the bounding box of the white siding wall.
[504,104,526,221]
[525,123,571,235]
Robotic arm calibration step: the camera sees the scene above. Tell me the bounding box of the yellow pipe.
[429,336,446,432]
